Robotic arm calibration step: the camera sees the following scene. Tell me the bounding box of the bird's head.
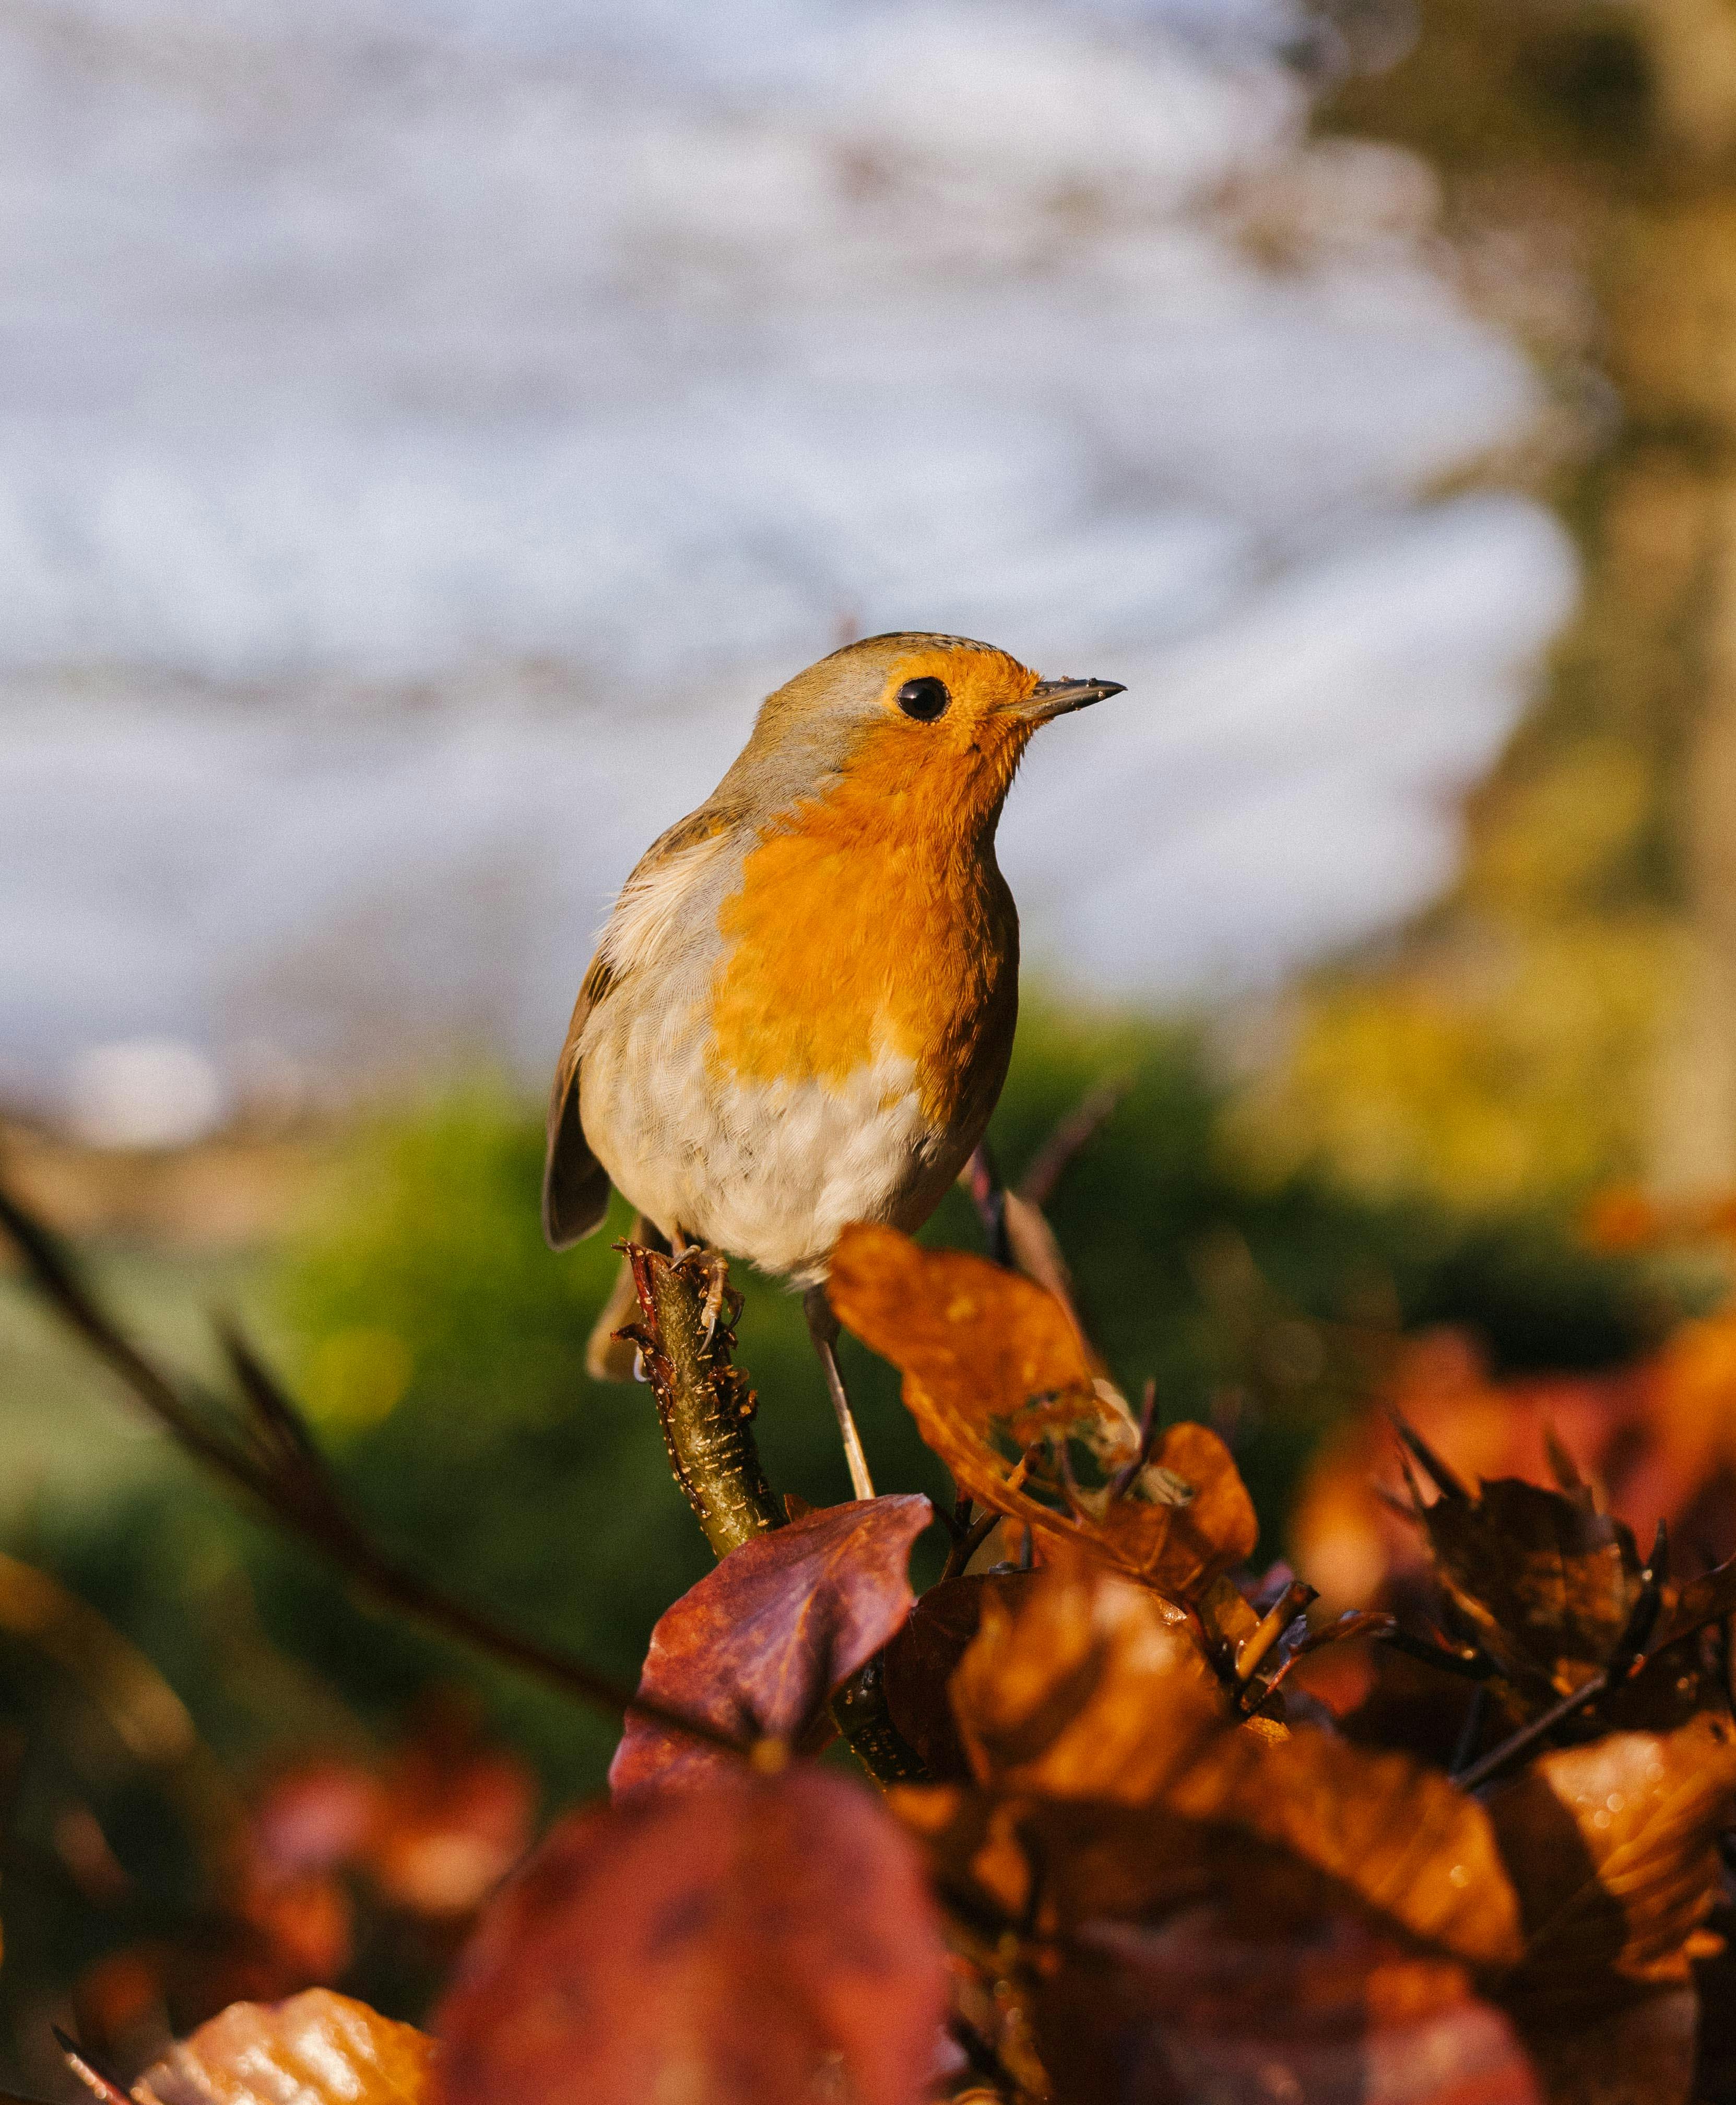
[721,632,1124,840]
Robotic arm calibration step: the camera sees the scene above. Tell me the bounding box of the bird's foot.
[694,1247,731,1351]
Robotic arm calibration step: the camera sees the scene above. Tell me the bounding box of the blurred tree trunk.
[1260,0,1736,1206]
[1623,0,1736,1193]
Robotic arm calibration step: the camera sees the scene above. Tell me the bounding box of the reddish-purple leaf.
[610,1495,932,1795]
[433,1768,949,2105]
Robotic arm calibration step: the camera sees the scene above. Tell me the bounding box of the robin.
[542,631,1124,1495]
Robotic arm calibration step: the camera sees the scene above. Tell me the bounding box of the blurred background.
[9,0,1736,2086]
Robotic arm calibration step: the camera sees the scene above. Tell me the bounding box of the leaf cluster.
[8,1178,1735,2105]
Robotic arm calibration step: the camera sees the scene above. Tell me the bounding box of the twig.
[1389,1413,1471,1504]
[963,1144,1011,1267]
[1234,1579,1316,1686]
[1107,1378,1161,1499]
[54,2029,130,2105]
[942,1510,1001,1582]
[1449,1684,1490,1778]
[0,1180,742,1760]
[1455,1669,1611,1793]
[1017,1075,1131,1209]
[1380,1626,1496,1680]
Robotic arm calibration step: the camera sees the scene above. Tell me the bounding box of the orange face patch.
[705,643,1037,1114]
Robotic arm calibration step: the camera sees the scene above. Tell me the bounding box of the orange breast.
[706,728,1019,1125]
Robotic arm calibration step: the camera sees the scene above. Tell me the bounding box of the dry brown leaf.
[1488,1712,1736,2016]
[433,1768,949,2105]
[881,1571,1042,1782]
[609,1494,932,1794]
[133,1989,434,2105]
[944,1553,1524,1968]
[948,1550,1224,1803]
[1035,1907,1543,2105]
[830,1225,1255,1597]
[1420,1477,1646,1702]
[1521,1988,1698,2105]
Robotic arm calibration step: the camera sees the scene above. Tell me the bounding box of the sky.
[0,0,1575,1136]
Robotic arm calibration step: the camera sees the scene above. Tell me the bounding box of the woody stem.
[623,1245,927,1784]
[627,1244,784,1555]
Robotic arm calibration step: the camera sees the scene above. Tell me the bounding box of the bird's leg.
[803,1285,876,1501]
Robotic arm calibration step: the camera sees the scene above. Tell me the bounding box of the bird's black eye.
[896,676,950,722]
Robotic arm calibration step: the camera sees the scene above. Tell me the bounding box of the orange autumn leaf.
[948,1549,1225,1804]
[830,1224,1256,1597]
[943,1552,1524,1969]
[1489,1712,1736,2017]
[133,1990,434,2105]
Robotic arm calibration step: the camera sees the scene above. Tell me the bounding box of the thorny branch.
[0,1178,745,1761]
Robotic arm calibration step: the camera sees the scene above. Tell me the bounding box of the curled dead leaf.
[943,1553,1524,1968]
[132,1989,433,2105]
[830,1226,1255,1597]
[609,1495,932,1795]
[1489,1712,1736,2017]
[434,1768,949,2105]
[1416,1475,1646,1703]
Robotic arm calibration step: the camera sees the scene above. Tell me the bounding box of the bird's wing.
[541,810,738,1252]
[541,950,615,1250]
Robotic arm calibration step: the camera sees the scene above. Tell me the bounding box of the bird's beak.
[1011,674,1127,723]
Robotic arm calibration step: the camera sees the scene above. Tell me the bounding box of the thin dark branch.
[963,1143,1011,1267]
[1017,1074,1132,1209]
[1380,1626,1497,1680]
[1107,1377,1161,1499]
[941,1510,1001,1582]
[54,2029,130,2105]
[1388,1413,1471,1504]
[0,1178,743,1760]
[1455,1669,1611,1793]
[1449,1683,1490,1779]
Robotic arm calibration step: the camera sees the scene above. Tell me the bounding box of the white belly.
[578,994,955,1286]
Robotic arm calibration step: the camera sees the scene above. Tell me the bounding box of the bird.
[542,631,1124,1496]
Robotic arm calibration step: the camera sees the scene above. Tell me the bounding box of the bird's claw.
[696,1249,730,1351]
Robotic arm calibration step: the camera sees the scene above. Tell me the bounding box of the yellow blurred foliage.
[1232,915,1683,1208]
[301,1327,414,1435]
